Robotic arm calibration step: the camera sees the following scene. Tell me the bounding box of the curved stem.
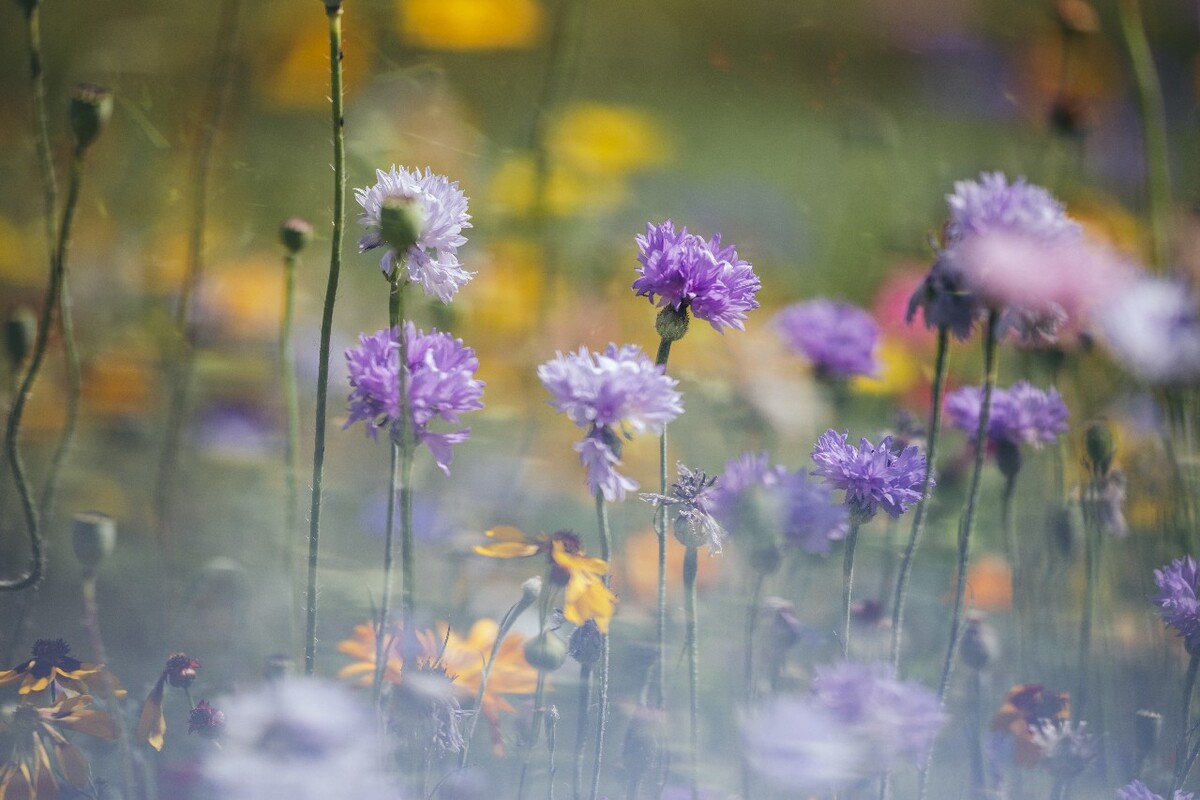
[518,584,554,800]
[38,258,81,522]
[683,545,700,800]
[460,594,534,766]
[890,326,949,668]
[921,311,1000,799]
[280,250,301,629]
[589,492,612,800]
[841,522,862,659]
[24,5,58,266]
[305,0,347,676]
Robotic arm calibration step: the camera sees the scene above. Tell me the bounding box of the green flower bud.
[523,631,568,672]
[69,83,113,152]
[71,511,116,569]
[5,307,36,369]
[379,195,426,255]
[655,305,690,343]
[1084,419,1116,478]
[279,217,313,254]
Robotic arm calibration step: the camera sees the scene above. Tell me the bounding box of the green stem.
[652,336,672,711]
[24,5,58,265]
[373,440,399,708]
[571,662,592,800]
[890,326,949,668]
[1118,0,1172,271]
[1174,652,1199,792]
[1074,484,1100,723]
[38,244,81,523]
[395,284,415,638]
[280,250,301,627]
[547,705,559,800]
[683,545,700,800]
[0,146,88,592]
[921,311,1000,800]
[589,492,612,800]
[518,584,554,800]
[841,522,862,659]
[1002,472,1023,674]
[305,0,347,676]
[460,593,535,766]
[968,667,987,798]
[81,573,137,800]
[741,571,765,800]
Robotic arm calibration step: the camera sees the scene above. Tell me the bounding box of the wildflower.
[633,220,760,334]
[1153,556,1200,651]
[202,679,401,800]
[810,430,928,524]
[538,344,683,501]
[741,696,862,792]
[1030,719,1098,779]
[0,638,102,696]
[641,463,726,554]
[474,527,617,632]
[945,381,1069,451]
[989,684,1070,767]
[355,165,472,302]
[138,652,202,751]
[1099,277,1200,384]
[0,695,116,798]
[774,299,881,379]
[188,700,225,739]
[345,323,485,475]
[1117,779,1195,800]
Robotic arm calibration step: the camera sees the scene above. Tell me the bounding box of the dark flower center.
[31,638,71,664]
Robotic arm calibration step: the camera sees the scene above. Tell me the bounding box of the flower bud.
[1135,709,1162,762]
[71,511,116,569]
[523,631,568,672]
[568,619,603,667]
[1084,419,1116,478]
[995,439,1022,482]
[655,305,690,343]
[960,612,999,670]
[69,83,113,152]
[521,576,543,603]
[279,217,313,254]
[5,307,36,369]
[187,700,225,739]
[379,195,426,255]
[165,653,200,688]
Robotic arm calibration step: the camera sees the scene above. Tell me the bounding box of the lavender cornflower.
[774,299,881,379]
[1152,556,1200,651]
[945,381,1069,449]
[1117,780,1195,800]
[344,323,485,475]
[538,344,683,501]
[355,166,472,302]
[741,696,862,792]
[633,220,761,334]
[641,463,726,554]
[810,431,928,523]
[1099,277,1200,385]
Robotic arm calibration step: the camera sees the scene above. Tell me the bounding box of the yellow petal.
[51,738,90,788]
[137,676,167,751]
[474,542,540,558]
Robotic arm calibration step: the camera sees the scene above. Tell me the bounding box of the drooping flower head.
[1099,277,1200,385]
[641,463,726,554]
[355,165,472,302]
[1117,780,1195,800]
[774,299,881,379]
[345,323,485,475]
[633,220,761,334]
[538,344,683,500]
[810,431,928,523]
[1152,556,1200,651]
[138,652,203,751]
[945,381,1069,451]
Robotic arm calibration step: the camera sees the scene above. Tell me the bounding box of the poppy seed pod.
[280,217,313,254]
[71,511,116,569]
[5,307,36,369]
[69,83,113,152]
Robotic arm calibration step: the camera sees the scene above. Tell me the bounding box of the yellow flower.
[0,639,104,697]
[397,0,543,51]
[850,337,920,396]
[0,695,116,799]
[474,527,617,633]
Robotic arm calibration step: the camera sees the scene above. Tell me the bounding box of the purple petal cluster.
[1099,278,1200,385]
[345,323,484,474]
[355,166,472,302]
[1152,556,1200,650]
[944,381,1069,448]
[812,661,945,767]
[1117,780,1195,800]
[633,220,761,333]
[810,431,928,523]
[944,172,1080,244]
[741,696,863,792]
[773,299,881,379]
[538,344,683,501]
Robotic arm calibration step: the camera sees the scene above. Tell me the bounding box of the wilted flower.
[945,381,1069,450]
[989,684,1071,767]
[474,527,616,631]
[0,695,116,798]
[345,323,485,475]
[1116,779,1195,800]
[810,431,928,523]
[1029,719,1098,778]
[773,299,881,379]
[188,700,225,739]
[1152,556,1200,651]
[633,220,760,334]
[202,679,401,799]
[1099,277,1200,384]
[538,344,683,501]
[355,165,472,302]
[0,638,104,696]
[641,463,726,554]
[138,652,203,751]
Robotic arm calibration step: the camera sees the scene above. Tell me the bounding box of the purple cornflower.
[1099,277,1200,385]
[344,323,485,475]
[812,661,946,768]
[633,220,761,333]
[944,381,1069,449]
[778,470,852,555]
[1152,556,1200,651]
[1117,780,1195,800]
[944,172,1080,244]
[810,431,928,523]
[538,344,683,501]
[355,166,472,302]
[773,299,881,379]
[641,463,726,554]
[741,696,862,792]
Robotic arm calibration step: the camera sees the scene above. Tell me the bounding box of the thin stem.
[683,545,700,800]
[921,311,1000,800]
[547,706,559,800]
[81,573,138,800]
[1174,652,1199,792]
[1002,472,1023,674]
[1074,487,1100,723]
[460,594,535,766]
[589,493,612,800]
[571,663,592,800]
[1118,0,1172,271]
[1,147,88,591]
[841,522,862,659]
[891,326,949,668]
[518,584,554,800]
[24,5,58,265]
[38,249,81,522]
[373,440,399,707]
[741,571,765,800]
[305,0,347,676]
[652,336,672,711]
[968,667,987,799]
[280,250,301,635]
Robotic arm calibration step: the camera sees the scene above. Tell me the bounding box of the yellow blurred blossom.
[254,13,370,111]
[850,337,920,396]
[398,0,544,50]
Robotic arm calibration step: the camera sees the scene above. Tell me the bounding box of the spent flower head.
[538,344,683,500]
[633,220,761,334]
[641,463,726,554]
[774,299,881,379]
[345,323,484,475]
[355,165,472,302]
[1152,556,1200,651]
[810,431,928,523]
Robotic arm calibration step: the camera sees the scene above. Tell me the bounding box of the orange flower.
[0,695,116,799]
[474,526,617,632]
[990,684,1070,768]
